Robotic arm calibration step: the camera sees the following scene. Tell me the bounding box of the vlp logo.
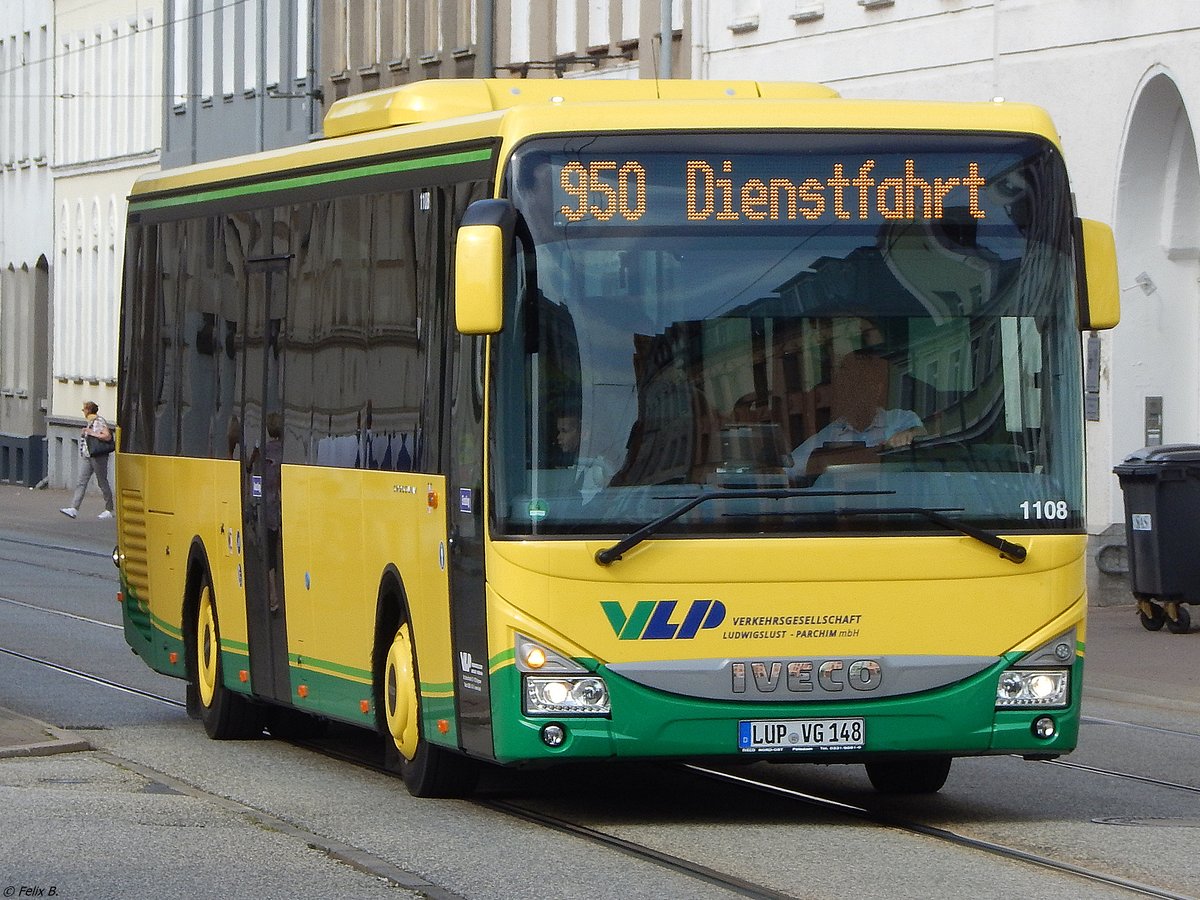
[458,651,484,677]
[601,599,726,640]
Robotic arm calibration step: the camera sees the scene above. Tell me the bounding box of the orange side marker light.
[239,670,249,683]
[437,719,450,734]
[168,652,178,665]
[298,684,309,699]
[360,700,371,714]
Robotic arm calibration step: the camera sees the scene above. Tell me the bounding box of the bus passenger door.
[447,331,492,757]
[240,255,292,704]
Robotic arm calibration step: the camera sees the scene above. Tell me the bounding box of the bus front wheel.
[193,574,262,740]
[381,620,478,798]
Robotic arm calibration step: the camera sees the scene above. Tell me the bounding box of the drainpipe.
[479,0,495,76]
[660,0,672,78]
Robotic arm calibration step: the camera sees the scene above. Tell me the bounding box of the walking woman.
[60,400,115,520]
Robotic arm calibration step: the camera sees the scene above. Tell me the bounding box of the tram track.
[0,534,113,559]
[4,574,1199,898]
[0,593,123,630]
[683,764,1195,900]
[1039,757,1200,796]
[1083,714,1200,742]
[475,796,795,900]
[0,547,116,580]
[5,643,1200,898]
[2,642,794,898]
[0,644,184,708]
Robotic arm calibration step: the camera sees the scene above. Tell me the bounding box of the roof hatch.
[322,78,838,138]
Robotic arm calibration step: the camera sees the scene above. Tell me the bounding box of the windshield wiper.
[833,506,1027,564]
[593,494,1027,566]
[594,488,892,566]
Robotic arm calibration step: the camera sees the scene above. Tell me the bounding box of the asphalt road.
[2,483,1198,900]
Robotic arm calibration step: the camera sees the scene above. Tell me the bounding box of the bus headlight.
[995,669,1069,708]
[524,675,610,716]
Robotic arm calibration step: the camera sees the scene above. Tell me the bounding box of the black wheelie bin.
[1113,444,1200,633]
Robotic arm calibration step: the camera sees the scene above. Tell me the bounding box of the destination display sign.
[551,153,992,227]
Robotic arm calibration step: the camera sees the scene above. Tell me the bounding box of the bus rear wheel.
[381,621,478,798]
[193,574,262,740]
[865,756,951,794]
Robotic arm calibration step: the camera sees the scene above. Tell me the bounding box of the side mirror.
[455,200,516,335]
[1076,218,1120,331]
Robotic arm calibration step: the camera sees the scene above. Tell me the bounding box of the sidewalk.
[0,708,91,758]
[1,482,1196,756]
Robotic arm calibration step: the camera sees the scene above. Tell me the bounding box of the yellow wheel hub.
[196,585,219,707]
[383,623,419,760]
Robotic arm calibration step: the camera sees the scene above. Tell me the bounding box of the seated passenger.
[788,350,924,475]
[555,413,610,501]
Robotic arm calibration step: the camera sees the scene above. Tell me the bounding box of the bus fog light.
[1032,716,1056,739]
[524,675,610,716]
[524,646,547,669]
[514,634,586,673]
[541,724,566,747]
[996,669,1069,708]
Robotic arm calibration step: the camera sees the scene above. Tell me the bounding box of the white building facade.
[48,0,161,488]
[0,0,54,486]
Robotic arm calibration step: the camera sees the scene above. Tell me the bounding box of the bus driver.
[787,349,924,476]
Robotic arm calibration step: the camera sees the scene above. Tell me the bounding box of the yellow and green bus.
[115,78,1119,797]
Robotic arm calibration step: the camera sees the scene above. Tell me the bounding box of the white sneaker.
[97,510,114,520]
[59,507,78,519]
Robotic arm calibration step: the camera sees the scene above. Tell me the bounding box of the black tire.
[193,573,263,740]
[379,620,478,798]
[1139,605,1166,631]
[865,756,952,794]
[1166,605,1192,635]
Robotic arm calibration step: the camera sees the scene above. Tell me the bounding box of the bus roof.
[128,79,1063,201]
[323,79,840,137]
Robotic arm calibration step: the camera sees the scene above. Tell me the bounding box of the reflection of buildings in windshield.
[605,229,1040,487]
[609,326,717,486]
[535,294,584,470]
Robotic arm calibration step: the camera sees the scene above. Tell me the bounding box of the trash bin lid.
[1114,444,1200,476]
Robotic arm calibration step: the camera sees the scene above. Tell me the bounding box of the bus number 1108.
[1020,500,1070,520]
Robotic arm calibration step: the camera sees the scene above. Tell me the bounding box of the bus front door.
[240,254,292,704]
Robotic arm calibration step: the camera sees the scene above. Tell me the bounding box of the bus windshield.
[492,132,1083,539]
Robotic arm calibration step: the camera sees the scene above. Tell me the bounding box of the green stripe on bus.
[151,615,183,640]
[129,148,493,213]
[290,653,371,683]
[286,653,455,694]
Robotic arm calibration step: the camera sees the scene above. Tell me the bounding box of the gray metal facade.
[162,0,321,168]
